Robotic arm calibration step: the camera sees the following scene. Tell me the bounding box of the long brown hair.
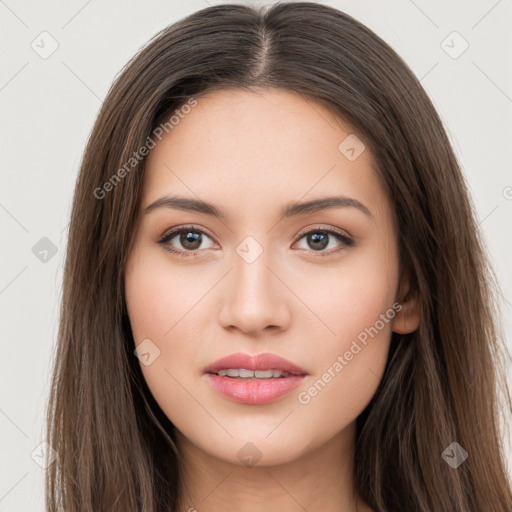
[46,2,512,510]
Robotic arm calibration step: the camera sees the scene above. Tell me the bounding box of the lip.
[204,352,308,405]
[204,352,308,376]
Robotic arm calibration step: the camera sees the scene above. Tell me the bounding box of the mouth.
[204,352,308,405]
[204,352,308,377]
[213,368,294,379]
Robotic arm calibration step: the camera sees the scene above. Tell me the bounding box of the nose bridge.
[218,235,291,333]
[234,237,273,300]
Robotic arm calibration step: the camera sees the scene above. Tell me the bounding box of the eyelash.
[156,224,354,258]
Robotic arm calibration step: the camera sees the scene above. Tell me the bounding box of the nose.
[217,246,292,336]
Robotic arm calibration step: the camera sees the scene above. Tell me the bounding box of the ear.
[392,272,421,334]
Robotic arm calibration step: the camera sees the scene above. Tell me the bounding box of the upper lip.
[204,352,308,376]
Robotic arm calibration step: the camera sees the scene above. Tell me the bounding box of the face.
[124,88,413,467]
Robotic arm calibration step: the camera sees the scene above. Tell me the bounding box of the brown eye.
[294,227,354,255]
[158,226,215,256]
[179,230,202,250]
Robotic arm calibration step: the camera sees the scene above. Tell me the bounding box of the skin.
[124,88,420,512]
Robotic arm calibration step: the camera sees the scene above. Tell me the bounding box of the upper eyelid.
[295,224,353,239]
[159,224,217,243]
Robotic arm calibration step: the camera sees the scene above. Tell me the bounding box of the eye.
[293,226,354,256]
[157,224,354,257]
[157,226,216,256]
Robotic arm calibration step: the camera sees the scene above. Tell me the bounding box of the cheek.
[124,254,206,428]
[292,245,398,345]
[289,246,397,427]
[125,250,207,343]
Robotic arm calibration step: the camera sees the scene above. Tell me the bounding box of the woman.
[46,2,512,511]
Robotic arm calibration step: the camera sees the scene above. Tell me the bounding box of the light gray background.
[1,0,511,509]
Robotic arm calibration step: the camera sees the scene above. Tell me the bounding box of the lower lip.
[206,374,306,405]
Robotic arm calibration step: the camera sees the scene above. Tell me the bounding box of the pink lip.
[204,352,308,376]
[204,352,308,405]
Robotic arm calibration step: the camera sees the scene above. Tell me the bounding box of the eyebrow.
[144,194,373,220]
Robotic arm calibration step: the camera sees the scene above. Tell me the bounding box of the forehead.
[142,88,390,222]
